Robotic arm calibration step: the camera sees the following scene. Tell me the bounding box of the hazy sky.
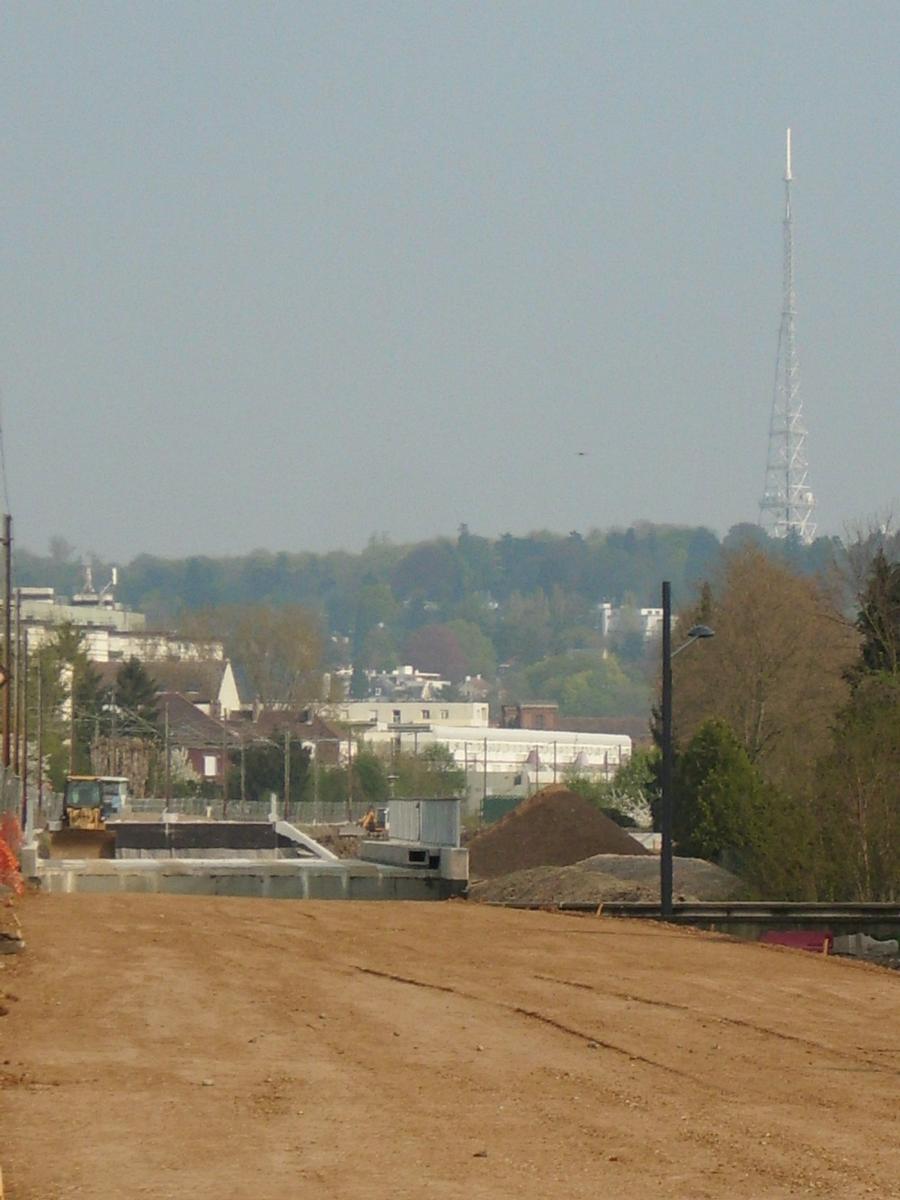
[2,2,897,561]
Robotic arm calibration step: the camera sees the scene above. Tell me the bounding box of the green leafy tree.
[314,749,389,808]
[358,624,399,672]
[520,652,650,718]
[814,676,900,901]
[811,553,900,900]
[394,743,465,798]
[31,624,105,783]
[444,619,497,678]
[72,658,105,771]
[580,746,660,827]
[674,718,815,898]
[349,663,369,699]
[673,720,764,862]
[228,735,311,805]
[562,772,639,827]
[350,750,389,805]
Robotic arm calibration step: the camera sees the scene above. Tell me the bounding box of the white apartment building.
[597,601,664,641]
[20,587,224,664]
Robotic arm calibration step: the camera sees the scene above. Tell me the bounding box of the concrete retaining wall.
[36,857,465,901]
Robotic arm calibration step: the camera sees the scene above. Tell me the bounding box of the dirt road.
[1,894,898,1199]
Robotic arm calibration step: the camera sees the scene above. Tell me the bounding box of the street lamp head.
[687,624,715,640]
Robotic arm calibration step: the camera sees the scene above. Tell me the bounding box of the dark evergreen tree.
[227,735,311,805]
[113,657,159,736]
[856,550,900,676]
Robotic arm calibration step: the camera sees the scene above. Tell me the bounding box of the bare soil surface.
[1,893,899,1200]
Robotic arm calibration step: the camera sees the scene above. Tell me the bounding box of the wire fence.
[0,762,21,816]
[124,796,373,825]
[2,772,372,829]
[0,764,24,894]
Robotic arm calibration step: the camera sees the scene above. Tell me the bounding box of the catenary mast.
[759,128,816,542]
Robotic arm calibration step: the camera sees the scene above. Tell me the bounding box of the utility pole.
[36,661,43,823]
[21,629,29,832]
[283,729,291,819]
[68,654,75,776]
[240,736,246,804]
[482,736,488,806]
[2,514,11,768]
[660,581,674,920]
[346,731,353,821]
[110,684,117,775]
[221,724,229,815]
[13,590,21,775]
[312,738,320,821]
[163,700,171,811]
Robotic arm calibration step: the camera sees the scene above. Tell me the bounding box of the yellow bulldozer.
[46,776,129,859]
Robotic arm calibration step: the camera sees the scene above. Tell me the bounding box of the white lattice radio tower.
[759,128,816,543]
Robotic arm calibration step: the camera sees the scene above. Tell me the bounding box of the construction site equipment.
[47,776,128,859]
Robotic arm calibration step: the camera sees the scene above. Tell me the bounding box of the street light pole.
[660,581,715,920]
[660,582,674,919]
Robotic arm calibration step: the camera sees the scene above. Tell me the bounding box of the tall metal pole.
[13,590,21,775]
[660,581,674,920]
[2,514,11,768]
[221,724,229,814]
[163,700,171,811]
[67,655,75,775]
[21,629,29,831]
[312,739,320,822]
[482,736,488,805]
[240,736,246,804]
[36,659,43,822]
[109,684,117,775]
[346,731,353,821]
[283,729,291,820]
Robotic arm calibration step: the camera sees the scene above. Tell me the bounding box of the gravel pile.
[469,853,745,905]
[579,853,745,901]
[469,864,659,905]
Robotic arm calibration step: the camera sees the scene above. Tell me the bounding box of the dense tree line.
[16,522,845,626]
[15,522,851,718]
[655,540,900,901]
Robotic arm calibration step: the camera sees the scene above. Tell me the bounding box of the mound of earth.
[467,784,648,879]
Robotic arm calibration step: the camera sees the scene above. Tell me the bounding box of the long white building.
[361,722,631,814]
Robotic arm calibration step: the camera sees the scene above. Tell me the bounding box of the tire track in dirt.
[353,965,696,1082]
[533,972,900,1075]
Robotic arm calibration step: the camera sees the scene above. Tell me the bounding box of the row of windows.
[387,709,451,721]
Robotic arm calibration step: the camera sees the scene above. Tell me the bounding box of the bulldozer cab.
[63,777,128,830]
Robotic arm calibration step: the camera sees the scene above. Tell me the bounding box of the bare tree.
[672,547,857,793]
[180,604,325,707]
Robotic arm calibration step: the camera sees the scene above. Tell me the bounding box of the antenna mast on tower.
[760,128,816,543]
